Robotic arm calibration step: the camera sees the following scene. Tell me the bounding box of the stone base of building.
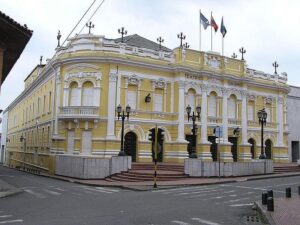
[137,141,152,163]
[238,145,252,162]
[219,143,233,162]
[164,142,189,163]
[197,143,212,162]
[273,146,289,163]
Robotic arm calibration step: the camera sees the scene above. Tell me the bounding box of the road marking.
[223,190,235,193]
[83,187,113,194]
[0,215,12,218]
[44,189,61,195]
[24,189,46,198]
[154,186,209,193]
[220,184,285,193]
[191,191,218,198]
[171,220,191,225]
[224,197,250,203]
[53,187,65,192]
[191,217,221,225]
[229,203,253,207]
[229,194,237,197]
[70,192,81,196]
[0,219,23,224]
[261,182,300,189]
[95,187,119,192]
[176,189,217,196]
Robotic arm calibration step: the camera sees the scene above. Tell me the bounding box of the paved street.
[1,166,300,225]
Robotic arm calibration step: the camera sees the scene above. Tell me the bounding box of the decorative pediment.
[128,74,142,85]
[265,96,273,104]
[207,78,222,85]
[205,54,221,69]
[152,78,167,89]
[64,72,102,81]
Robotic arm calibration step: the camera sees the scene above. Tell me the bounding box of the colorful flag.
[220,17,227,37]
[200,12,210,29]
[211,15,218,32]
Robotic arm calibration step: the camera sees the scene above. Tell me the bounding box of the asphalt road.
[1,166,300,225]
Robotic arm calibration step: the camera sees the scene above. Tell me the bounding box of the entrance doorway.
[291,141,299,162]
[208,136,217,161]
[186,134,196,157]
[265,139,272,159]
[124,132,137,162]
[151,128,164,162]
[248,138,256,159]
[229,137,238,162]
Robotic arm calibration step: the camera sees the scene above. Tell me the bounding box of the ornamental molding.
[204,53,221,69]
[124,74,143,86]
[277,96,284,104]
[64,63,100,72]
[65,72,102,81]
[248,94,256,101]
[207,78,222,85]
[152,78,167,89]
[265,96,273,104]
[109,73,118,82]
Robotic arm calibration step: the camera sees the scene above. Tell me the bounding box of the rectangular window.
[82,88,93,106]
[154,94,163,112]
[208,96,217,117]
[247,105,254,121]
[49,92,52,112]
[127,91,137,109]
[43,95,46,114]
[228,99,236,119]
[266,107,271,123]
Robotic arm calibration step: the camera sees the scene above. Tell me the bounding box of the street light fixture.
[186,105,201,158]
[257,108,267,159]
[117,104,131,156]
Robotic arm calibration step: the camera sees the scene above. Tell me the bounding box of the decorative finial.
[57,30,61,47]
[157,37,164,50]
[86,21,95,34]
[231,53,237,59]
[183,42,190,49]
[177,32,186,47]
[272,61,279,74]
[40,56,43,65]
[239,47,246,60]
[118,27,127,43]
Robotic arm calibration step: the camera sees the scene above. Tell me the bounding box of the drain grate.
[242,215,261,224]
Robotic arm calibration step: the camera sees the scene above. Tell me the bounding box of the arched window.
[228,94,237,119]
[208,92,217,117]
[82,81,94,106]
[69,82,80,106]
[186,88,196,110]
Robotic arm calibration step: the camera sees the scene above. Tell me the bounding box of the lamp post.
[116,104,131,156]
[257,108,267,159]
[186,105,201,158]
[233,127,240,162]
[20,135,26,170]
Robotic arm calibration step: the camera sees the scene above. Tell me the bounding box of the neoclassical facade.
[2,33,289,173]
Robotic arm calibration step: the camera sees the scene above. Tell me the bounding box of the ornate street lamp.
[117,104,131,156]
[186,105,201,158]
[257,108,267,159]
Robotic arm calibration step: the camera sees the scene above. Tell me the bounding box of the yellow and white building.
[2,32,290,174]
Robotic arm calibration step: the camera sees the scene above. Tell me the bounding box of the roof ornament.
[157,36,164,50]
[239,47,246,61]
[57,30,61,47]
[272,61,279,74]
[177,32,186,47]
[40,56,43,65]
[183,42,190,49]
[118,27,127,43]
[86,21,95,34]
[231,52,237,59]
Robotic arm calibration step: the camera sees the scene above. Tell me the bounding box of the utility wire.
[61,0,97,47]
[77,0,106,35]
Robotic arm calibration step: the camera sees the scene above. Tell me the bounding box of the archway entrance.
[124,132,137,162]
[229,137,238,162]
[248,138,256,159]
[151,128,164,162]
[265,139,272,159]
[208,136,217,161]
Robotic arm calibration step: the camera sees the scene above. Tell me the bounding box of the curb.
[254,201,276,225]
[0,189,23,198]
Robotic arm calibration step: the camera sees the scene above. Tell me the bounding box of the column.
[54,68,61,136]
[241,91,248,144]
[277,96,284,146]
[200,86,208,143]
[222,88,228,143]
[63,87,69,106]
[106,72,118,139]
[177,81,185,142]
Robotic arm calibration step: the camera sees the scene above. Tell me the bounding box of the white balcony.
[58,106,99,119]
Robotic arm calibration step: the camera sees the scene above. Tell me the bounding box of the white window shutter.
[154,94,163,112]
[70,88,80,106]
[127,91,137,109]
[228,98,236,119]
[208,95,216,117]
[247,105,254,121]
[82,88,93,106]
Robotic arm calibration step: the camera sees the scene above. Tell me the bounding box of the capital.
[109,73,118,82]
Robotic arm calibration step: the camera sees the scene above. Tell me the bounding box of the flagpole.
[222,37,224,56]
[210,11,213,51]
[199,9,201,51]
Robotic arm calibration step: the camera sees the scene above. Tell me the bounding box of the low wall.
[55,155,131,179]
[297,160,300,165]
[184,159,273,177]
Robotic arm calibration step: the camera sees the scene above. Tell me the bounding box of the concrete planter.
[55,155,132,179]
[185,159,273,177]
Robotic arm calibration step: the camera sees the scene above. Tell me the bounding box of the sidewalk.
[256,196,300,225]
[0,179,22,198]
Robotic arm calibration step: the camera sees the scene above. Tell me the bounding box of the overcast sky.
[1,0,300,114]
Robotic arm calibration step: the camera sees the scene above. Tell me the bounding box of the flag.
[220,17,227,37]
[200,12,210,29]
[211,15,218,32]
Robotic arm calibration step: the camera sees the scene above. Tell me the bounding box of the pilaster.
[177,80,186,142]
[106,72,118,140]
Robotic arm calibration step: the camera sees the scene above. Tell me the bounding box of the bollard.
[286,187,291,198]
[298,186,300,196]
[262,192,268,205]
[267,197,274,211]
[267,190,273,198]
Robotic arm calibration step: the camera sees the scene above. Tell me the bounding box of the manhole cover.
[242,215,261,224]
